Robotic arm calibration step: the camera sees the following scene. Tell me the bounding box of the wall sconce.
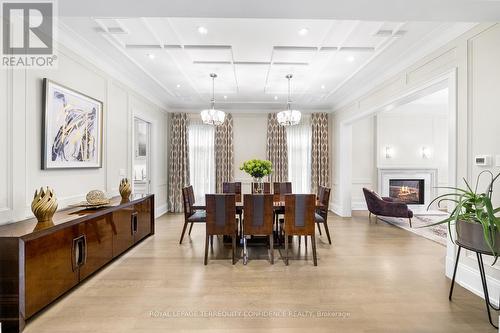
[421,146,431,159]
[384,146,394,159]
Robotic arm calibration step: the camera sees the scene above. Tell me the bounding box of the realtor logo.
[1,1,57,67]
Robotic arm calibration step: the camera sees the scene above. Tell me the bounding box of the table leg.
[241,218,248,265]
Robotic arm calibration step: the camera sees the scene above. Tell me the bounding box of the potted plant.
[240,159,273,194]
[427,171,500,260]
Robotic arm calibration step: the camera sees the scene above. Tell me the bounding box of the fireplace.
[379,168,437,208]
[389,179,425,205]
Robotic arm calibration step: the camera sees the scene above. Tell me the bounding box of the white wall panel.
[0,43,169,225]
[25,50,108,208]
[0,69,10,213]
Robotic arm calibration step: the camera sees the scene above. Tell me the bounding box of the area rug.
[377,214,449,246]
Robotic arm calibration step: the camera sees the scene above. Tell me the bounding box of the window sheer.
[286,119,312,194]
[188,122,215,203]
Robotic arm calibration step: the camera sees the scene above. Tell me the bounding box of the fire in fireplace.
[389,179,425,204]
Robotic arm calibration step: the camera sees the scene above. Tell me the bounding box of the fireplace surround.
[378,168,438,208]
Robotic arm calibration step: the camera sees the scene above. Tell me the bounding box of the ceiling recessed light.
[274,96,278,100]
[223,95,227,100]
[347,56,355,62]
[176,84,181,88]
[321,84,325,90]
[147,53,155,59]
[298,28,309,36]
[197,26,208,35]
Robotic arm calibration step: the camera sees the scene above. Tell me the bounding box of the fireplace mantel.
[378,168,438,208]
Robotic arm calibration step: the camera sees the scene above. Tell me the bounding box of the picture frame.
[42,78,103,169]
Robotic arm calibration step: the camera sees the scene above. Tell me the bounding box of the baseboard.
[155,203,168,218]
[446,255,500,307]
[351,201,367,211]
[330,202,343,216]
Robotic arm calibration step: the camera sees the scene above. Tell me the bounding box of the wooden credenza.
[0,194,155,333]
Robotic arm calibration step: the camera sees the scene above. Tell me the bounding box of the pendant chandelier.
[200,73,226,126]
[277,74,301,126]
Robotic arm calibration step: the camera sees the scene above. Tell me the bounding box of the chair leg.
[317,222,322,235]
[269,234,274,265]
[323,221,332,245]
[369,212,372,220]
[232,235,236,265]
[204,234,209,265]
[179,221,189,244]
[305,235,308,249]
[284,232,289,266]
[311,236,318,266]
[188,222,194,235]
[409,218,413,228]
[298,235,301,248]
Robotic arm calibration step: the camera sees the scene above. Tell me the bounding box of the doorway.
[133,117,151,194]
[337,71,457,217]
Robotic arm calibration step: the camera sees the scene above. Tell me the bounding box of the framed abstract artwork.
[42,79,103,169]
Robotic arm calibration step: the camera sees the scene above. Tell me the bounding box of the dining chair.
[222,182,243,232]
[204,194,238,265]
[315,186,332,244]
[242,194,274,264]
[251,182,271,194]
[272,182,292,240]
[283,194,317,266]
[273,182,292,201]
[180,185,206,244]
[222,182,242,202]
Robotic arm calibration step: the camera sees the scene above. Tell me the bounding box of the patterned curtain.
[266,113,288,182]
[311,113,330,195]
[168,113,190,213]
[215,114,234,193]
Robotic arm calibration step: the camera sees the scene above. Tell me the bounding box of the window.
[287,119,312,194]
[188,122,215,203]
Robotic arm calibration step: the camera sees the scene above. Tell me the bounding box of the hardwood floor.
[25,211,494,332]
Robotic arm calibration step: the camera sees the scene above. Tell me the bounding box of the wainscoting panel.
[0,44,169,225]
[351,178,373,210]
[0,69,11,217]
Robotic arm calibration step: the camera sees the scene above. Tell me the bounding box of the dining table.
[192,195,325,264]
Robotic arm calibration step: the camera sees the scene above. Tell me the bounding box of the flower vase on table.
[253,177,264,194]
[239,159,273,194]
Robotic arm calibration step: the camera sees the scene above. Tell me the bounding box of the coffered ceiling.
[59,18,475,111]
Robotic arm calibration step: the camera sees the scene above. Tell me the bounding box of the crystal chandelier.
[277,74,301,126]
[200,73,226,126]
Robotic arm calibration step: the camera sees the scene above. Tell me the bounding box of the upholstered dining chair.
[204,194,238,265]
[251,182,271,194]
[243,194,275,264]
[180,186,206,244]
[283,194,317,266]
[315,186,332,244]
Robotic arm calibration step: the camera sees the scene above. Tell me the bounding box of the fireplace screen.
[389,179,425,204]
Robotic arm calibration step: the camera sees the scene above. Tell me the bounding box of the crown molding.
[56,21,171,112]
[329,22,477,112]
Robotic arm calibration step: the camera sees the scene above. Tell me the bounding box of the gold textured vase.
[31,187,58,224]
[119,178,132,201]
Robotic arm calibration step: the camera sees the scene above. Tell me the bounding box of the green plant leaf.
[427,193,462,210]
